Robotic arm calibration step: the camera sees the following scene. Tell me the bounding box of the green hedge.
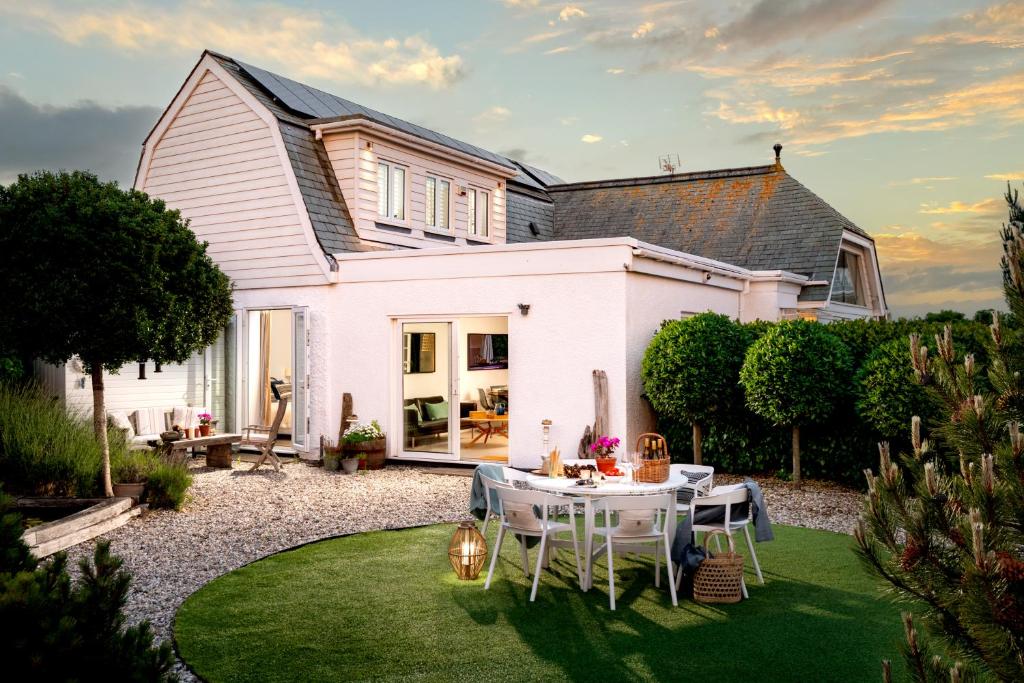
[645,316,993,486]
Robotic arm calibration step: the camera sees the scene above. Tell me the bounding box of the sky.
[1,0,1022,318]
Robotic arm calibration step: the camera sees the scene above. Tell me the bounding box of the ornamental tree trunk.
[791,424,802,487]
[90,363,113,497]
[692,421,703,465]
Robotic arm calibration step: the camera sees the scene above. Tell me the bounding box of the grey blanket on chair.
[671,479,773,565]
[469,464,506,521]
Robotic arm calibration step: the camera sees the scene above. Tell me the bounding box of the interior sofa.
[403,396,475,447]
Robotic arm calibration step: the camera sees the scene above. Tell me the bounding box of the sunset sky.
[1,0,1021,317]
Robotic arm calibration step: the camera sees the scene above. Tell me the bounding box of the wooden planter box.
[345,437,386,470]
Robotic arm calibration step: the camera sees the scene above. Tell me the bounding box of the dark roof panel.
[549,166,869,301]
[233,58,516,171]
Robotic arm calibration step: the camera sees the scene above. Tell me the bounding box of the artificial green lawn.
[175,524,903,682]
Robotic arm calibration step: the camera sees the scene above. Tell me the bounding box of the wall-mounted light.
[154,361,162,373]
[137,362,147,380]
[458,185,467,196]
[704,272,712,281]
[365,140,373,150]
[518,303,531,316]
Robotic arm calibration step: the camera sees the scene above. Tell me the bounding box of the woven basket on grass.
[693,530,745,604]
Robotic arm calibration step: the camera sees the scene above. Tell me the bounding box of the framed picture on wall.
[403,332,436,374]
[467,333,508,370]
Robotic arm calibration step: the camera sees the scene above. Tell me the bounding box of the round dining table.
[527,471,690,591]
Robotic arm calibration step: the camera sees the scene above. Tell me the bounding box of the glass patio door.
[398,319,459,460]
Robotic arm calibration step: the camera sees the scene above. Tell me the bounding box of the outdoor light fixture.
[137,362,147,380]
[518,303,531,316]
[154,361,162,373]
[449,521,487,580]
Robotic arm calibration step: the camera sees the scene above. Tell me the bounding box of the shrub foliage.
[641,313,749,464]
[0,493,177,680]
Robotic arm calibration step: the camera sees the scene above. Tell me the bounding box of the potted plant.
[590,435,620,474]
[197,412,213,437]
[343,420,386,471]
[341,451,362,474]
[323,445,343,472]
[112,452,150,503]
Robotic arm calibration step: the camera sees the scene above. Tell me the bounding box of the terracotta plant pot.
[341,457,360,474]
[595,456,617,474]
[112,482,145,504]
[199,424,211,437]
[346,437,386,470]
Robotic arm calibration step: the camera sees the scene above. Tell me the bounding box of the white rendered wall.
[624,272,742,454]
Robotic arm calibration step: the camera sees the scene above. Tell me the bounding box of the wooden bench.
[167,434,241,468]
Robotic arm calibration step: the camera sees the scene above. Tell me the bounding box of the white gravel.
[62,462,861,680]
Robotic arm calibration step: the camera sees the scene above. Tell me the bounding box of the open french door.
[395,318,460,461]
[291,307,309,452]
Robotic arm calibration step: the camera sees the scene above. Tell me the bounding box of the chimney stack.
[773,143,783,170]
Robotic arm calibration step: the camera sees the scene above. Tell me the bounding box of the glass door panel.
[401,321,456,458]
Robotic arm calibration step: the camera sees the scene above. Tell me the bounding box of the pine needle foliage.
[856,188,1024,681]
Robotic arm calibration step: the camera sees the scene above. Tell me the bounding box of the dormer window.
[425,175,451,231]
[467,188,490,238]
[833,249,866,306]
[377,161,406,221]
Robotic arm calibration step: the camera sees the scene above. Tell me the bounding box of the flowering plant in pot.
[343,420,386,471]
[197,412,213,436]
[590,435,620,473]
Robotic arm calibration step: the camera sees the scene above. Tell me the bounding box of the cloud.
[580,133,603,143]
[986,171,1024,180]
[887,176,957,188]
[545,46,575,55]
[523,29,570,44]
[606,67,625,74]
[632,22,655,39]
[875,229,1005,316]
[715,0,893,49]
[559,6,586,21]
[918,198,1001,214]
[473,105,511,125]
[559,116,579,125]
[1,0,465,89]
[0,86,159,187]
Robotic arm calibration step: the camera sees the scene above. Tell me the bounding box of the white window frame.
[467,187,490,238]
[376,160,407,222]
[425,175,451,232]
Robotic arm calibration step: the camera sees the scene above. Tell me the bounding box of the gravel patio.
[65,461,863,678]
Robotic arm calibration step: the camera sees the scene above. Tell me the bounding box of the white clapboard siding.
[140,70,326,290]
[321,129,508,248]
[62,357,206,416]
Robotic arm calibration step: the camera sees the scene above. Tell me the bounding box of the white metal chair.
[670,463,715,499]
[479,468,531,536]
[591,494,679,610]
[484,487,584,602]
[678,484,763,598]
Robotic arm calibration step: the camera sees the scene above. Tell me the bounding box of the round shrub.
[740,320,854,483]
[855,338,933,439]
[642,313,749,463]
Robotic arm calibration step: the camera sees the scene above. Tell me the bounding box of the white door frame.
[392,316,461,462]
[389,313,512,464]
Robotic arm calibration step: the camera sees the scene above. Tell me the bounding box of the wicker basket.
[693,530,745,604]
[634,456,670,483]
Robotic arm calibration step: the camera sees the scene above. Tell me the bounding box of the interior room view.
[401,316,509,463]
[246,309,294,451]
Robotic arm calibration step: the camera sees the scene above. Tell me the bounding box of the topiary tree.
[641,312,749,464]
[855,338,935,440]
[0,171,233,496]
[739,319,853,485]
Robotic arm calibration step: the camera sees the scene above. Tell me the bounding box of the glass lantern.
[448,521,488,580]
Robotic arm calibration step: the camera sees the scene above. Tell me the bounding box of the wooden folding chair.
[242,389,290,472]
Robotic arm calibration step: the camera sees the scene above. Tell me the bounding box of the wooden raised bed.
[19,497,145,558]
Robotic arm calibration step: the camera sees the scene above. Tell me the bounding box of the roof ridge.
[546,165,778,191]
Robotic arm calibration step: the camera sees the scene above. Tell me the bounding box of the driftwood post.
[338,393,354,445]
[579,370,609,456]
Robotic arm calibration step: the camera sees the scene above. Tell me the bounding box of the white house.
[39,50,887,469]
